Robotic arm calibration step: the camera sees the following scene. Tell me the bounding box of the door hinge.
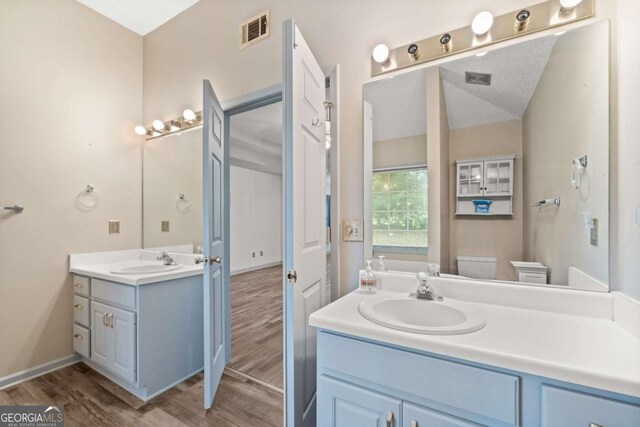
[287,270,297,284]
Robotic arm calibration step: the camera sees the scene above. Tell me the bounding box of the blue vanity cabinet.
[318,375,402,427]
[316,330,640,427]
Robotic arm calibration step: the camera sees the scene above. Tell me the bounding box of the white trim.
[225,367,283,394]
[0,354,79,390]
[231,261,282,276]
[221,84,282,111]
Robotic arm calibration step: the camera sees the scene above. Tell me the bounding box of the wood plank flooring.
[1,265,285,426]
[228,264,283,390]
[0,364,283,426]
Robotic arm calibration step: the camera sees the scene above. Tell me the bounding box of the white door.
[283,20,327,427]
[203,80,227,409]
[110,305,136,382]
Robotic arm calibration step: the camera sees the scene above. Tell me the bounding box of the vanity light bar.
[134,109,203,141]
[370,0,593,77]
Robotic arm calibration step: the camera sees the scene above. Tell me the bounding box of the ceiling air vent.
[465,71,492,86]
[240,10,270,49]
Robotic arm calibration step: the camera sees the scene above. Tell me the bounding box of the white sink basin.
[111,264,183,275]
[358,296,486,335]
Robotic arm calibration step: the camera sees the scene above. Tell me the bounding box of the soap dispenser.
[360,260,377,294]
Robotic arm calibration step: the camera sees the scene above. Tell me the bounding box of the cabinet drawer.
[92,279,136,310]
[73,275,90,297]
[541,385,640,427]
[73,295,90,327]
[73,324,90,358]
[319,332,520,426]
[403,402,481,427]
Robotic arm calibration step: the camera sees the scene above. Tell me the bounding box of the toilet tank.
[457,256,497,280]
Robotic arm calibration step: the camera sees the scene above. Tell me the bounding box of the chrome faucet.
[156,252,176,266]
[415,269,442,301]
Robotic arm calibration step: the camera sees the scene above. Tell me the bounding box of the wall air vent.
[240,10,270,49]
[465,71,492,86]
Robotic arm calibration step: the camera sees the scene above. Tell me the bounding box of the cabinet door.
[109,305,136,382]
[403,402,481,427]
[90,301,110,368]
[457,162,484,197]
[318,375,402,427]
[483,160,513,196]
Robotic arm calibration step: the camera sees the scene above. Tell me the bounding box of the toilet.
[456,256,497,280]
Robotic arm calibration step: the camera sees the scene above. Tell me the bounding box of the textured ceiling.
[230,101,282,145]
[441,36,557,129]
[363,71,427,142]
[77,0,200,35]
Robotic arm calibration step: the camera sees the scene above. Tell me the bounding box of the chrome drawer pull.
[73,334,83,340]
[410,421,418,427]
[108,313,114,328]
[74,283,84,289]
[103,312,108,326]
[74,304,83,309]
[386,411,393,427]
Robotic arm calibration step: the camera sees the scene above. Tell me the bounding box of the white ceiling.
[441,36,557,129]
[77,0,200,35]
[229,102,283,175]
[363,71,427,142]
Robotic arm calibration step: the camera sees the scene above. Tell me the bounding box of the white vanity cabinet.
[71,273,203,401]
[455,155,515,216]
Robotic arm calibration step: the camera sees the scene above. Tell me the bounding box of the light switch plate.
[590,218,598,246]
[343,219,363,242]
[161,221,170,232]
[108,220,120,234]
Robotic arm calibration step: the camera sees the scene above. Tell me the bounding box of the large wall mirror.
[143,128,204,253]
[364,21,610,292]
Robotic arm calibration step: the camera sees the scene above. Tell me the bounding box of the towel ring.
[176,194,190,214]
[76,184,99,210]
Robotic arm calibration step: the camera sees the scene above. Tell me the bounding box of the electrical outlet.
[260,250,263,256]
[343,219,363,242]
[590,218,598,246]
[108,220,120,234]
[161,221,170,232]
[252,252,256,258]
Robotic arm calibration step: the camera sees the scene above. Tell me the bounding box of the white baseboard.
[231,261,282,277]
[0,354,80,390]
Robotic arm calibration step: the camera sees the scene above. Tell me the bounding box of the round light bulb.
[183,109,196,121]
[559,0,583,9]
[372,43,390,64]
[152,120,165,131]
[134,125,147,136]
[472,11,494,36]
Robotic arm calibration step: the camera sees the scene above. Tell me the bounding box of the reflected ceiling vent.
[465,71,492,86]
[240,10,270,49]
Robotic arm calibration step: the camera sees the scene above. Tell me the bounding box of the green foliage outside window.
[372,168,428,248]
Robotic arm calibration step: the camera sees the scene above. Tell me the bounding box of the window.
[372,167,428,251]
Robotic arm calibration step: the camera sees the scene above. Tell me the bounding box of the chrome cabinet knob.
[386,411,393,427]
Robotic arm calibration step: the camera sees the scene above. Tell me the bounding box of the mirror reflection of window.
[372,167,428,250]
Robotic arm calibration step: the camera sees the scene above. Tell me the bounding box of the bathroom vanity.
[310,272,640,427]
[70,249,204,401]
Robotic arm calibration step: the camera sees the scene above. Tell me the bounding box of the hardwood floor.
[228,264,283,390]
[0,265,286,426]
[0,364,283,426]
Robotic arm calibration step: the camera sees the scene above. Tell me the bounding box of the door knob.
[211,256,222,264]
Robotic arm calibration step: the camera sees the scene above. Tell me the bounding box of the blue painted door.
[318,375,402,427]
[283,19,328,427]
[203,80,226,409]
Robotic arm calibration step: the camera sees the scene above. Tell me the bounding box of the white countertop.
[69,249,203,286]
[309,274,640,398]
